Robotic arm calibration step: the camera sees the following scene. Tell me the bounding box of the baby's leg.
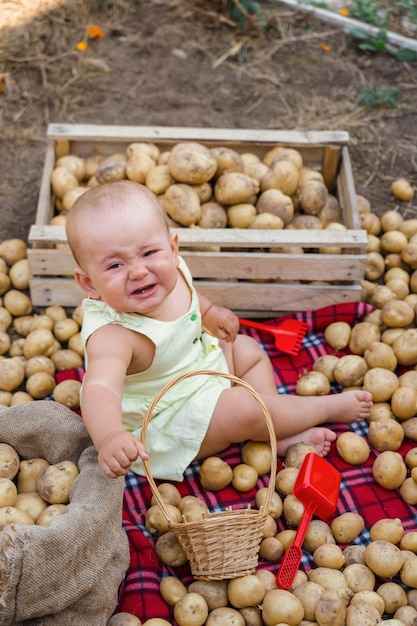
[197,335,372,459]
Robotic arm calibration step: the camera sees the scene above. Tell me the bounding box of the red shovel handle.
[276,501,316,589]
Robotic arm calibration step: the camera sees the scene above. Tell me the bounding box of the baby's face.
[78,202,180,316]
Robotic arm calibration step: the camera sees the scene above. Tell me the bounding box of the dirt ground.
[1,0,416,243]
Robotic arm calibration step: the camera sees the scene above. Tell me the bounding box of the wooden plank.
[27,247,366,281]
[28,224,367,249]
[29,277,362,312]
[47,124,350,147]
[35,141,56,226]
[338,147,361,230]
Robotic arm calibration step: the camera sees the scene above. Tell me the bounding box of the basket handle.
[141,369,278,524]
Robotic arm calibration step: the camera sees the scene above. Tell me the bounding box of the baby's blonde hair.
[66,181,169,267]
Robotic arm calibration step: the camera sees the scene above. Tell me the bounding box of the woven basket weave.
[141,369,277,580]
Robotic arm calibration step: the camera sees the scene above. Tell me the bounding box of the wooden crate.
[28,124,367,316]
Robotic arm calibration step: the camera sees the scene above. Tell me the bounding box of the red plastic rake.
[238,317,308,356]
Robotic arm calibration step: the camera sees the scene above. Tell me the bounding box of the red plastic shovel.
[238,317,308,356]
[276,452,342,590]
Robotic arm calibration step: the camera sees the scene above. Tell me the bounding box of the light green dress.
[80,257,230,481]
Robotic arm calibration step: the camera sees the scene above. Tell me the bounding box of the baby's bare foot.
[327,390,373,424]
[277,427,336,458]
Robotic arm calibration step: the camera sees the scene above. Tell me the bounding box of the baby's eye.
[108,262,122,270]
[143,249,156,257]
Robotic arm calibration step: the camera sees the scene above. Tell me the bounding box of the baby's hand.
[98,430,148,478]
[204,305,239,342]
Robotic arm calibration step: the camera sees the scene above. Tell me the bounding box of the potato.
[159,576,187,606]
[391,386,417,420]
[126,152,155,183]
[214,172,259,205]
[343,563,375,593]
[107,613,142,626]
[0,357,25,392]
[51,166,79,199]
[164,183,201,226]
[173,592,209,626]
[241,441,272,475]
[304,519,335,553]
[0,331,10,356]
[30,314,54,332]
[199,456,233,491]
[374,448,407,489]
[0,477,17,507]
[349,322,381,356]
[370,518,404,544]
[0,444,20,482]
[292,581,325,621]
[261,589,304,626]
[260,160,299,196]
[232,463,258,492]
[256,189,294,225]
[392,328,417,366]
[197,202,227,228]
[51,348,83,371]
[205,607,245,626]
[275,466,299,495]
[188,580,228,611]
[377,581,407,614]
[255,487,283,519]
[333,355,368,388]
[391,178,414,202]
[282,492,304,527]
[17,457,50,493]
[331,512,365,544]
[313,543,345,569]
[400,556,417,589]
[228,574,265,609]
[62,186,89,212]
[3,289,33,317]
[36,503,67,527]
[299,180,328,215]
[259,536,284,561]
[284,442,317,468]
[350,590,384,615]
[145,503,181,535]
[25,355,56,379]
[243,160,269,183]
[68,333,84,358]
[261,514,278,538]
[23,328,56,359]
[168,142,217,184]
[52,379,81,409]
[307,567,348,591]
[8,258,30,290]
[324,321,352,350]
[381,300,414,328]
[295,371,330,396]
[95,153,127,184]
[227,203,257,228]
[363,368,399,403]
[345,600,381,626]
[151,483,181,507]
[0,506,35,529]
[399,477,417,505]
[364,342,397,371]
[36,460,79,504]
[343,545,366,566]
[368,418,404,452]
[15,491,48,522]
[25,371,56,399]
[314,588,353,626]
[394,605,417,625]
[249,213,284,230]
[11,391,33,405]
[336,431,370,465]
[211,146,244,177]
[365,540,404,579]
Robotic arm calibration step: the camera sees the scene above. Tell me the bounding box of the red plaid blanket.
[58,302,417,622]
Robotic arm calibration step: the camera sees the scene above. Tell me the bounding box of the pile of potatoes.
[0,237,84,409]
[0,441,78,529]
[49,140,347,233]
[116,442,417,626]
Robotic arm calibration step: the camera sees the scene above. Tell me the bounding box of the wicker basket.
[141,369,277,580]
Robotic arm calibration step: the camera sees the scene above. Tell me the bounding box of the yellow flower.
[340,7,349,16]
[76,40,89,51]
[320,43,332,52]
[85,25,105,40]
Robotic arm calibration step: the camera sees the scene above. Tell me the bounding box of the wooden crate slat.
[29,277,362,313]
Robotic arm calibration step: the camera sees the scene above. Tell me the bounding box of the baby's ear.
[74,268,99,299]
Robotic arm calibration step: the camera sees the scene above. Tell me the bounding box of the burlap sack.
[0,401,130,626]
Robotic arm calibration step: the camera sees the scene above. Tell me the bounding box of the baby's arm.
[198,292,239,342]
[81,324,149,478]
